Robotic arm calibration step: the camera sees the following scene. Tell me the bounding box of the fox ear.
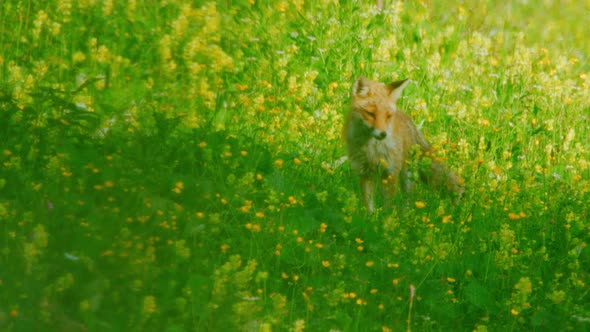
[387,79,410,101]
[353,76,371,98]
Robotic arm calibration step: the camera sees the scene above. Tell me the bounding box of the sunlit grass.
[0,1,589,331]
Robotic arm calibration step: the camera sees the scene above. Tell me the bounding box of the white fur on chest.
[350,134,400,174]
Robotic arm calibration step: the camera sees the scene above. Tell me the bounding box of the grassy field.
[1,1,589,331]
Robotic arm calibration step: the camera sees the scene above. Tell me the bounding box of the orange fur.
[343,76,463,213]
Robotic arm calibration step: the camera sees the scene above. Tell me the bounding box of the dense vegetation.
[1,1,588,331]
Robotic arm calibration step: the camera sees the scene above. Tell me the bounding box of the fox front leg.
[360,176,375,213]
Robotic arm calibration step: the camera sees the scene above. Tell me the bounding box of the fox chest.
[349,136,403,175]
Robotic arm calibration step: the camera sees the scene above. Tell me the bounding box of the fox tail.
[421,159,464,200]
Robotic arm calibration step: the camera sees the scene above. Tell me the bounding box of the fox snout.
[371,129,387,140]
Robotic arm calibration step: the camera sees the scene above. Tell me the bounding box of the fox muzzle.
[371,129,387,140]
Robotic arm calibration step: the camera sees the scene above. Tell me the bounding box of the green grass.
[1,1,589,331]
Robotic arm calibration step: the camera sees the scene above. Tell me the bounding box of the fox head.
[352,76,409,140]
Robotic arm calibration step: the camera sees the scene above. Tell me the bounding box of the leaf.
[464,280,495,311]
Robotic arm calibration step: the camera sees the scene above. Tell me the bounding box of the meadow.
[0,0,589,331]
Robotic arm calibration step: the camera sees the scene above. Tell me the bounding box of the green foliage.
[1,0,589,331]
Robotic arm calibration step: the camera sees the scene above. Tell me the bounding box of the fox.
[343,76,464,213]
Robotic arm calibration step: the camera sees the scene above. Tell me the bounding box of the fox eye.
[364,111,375,119]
